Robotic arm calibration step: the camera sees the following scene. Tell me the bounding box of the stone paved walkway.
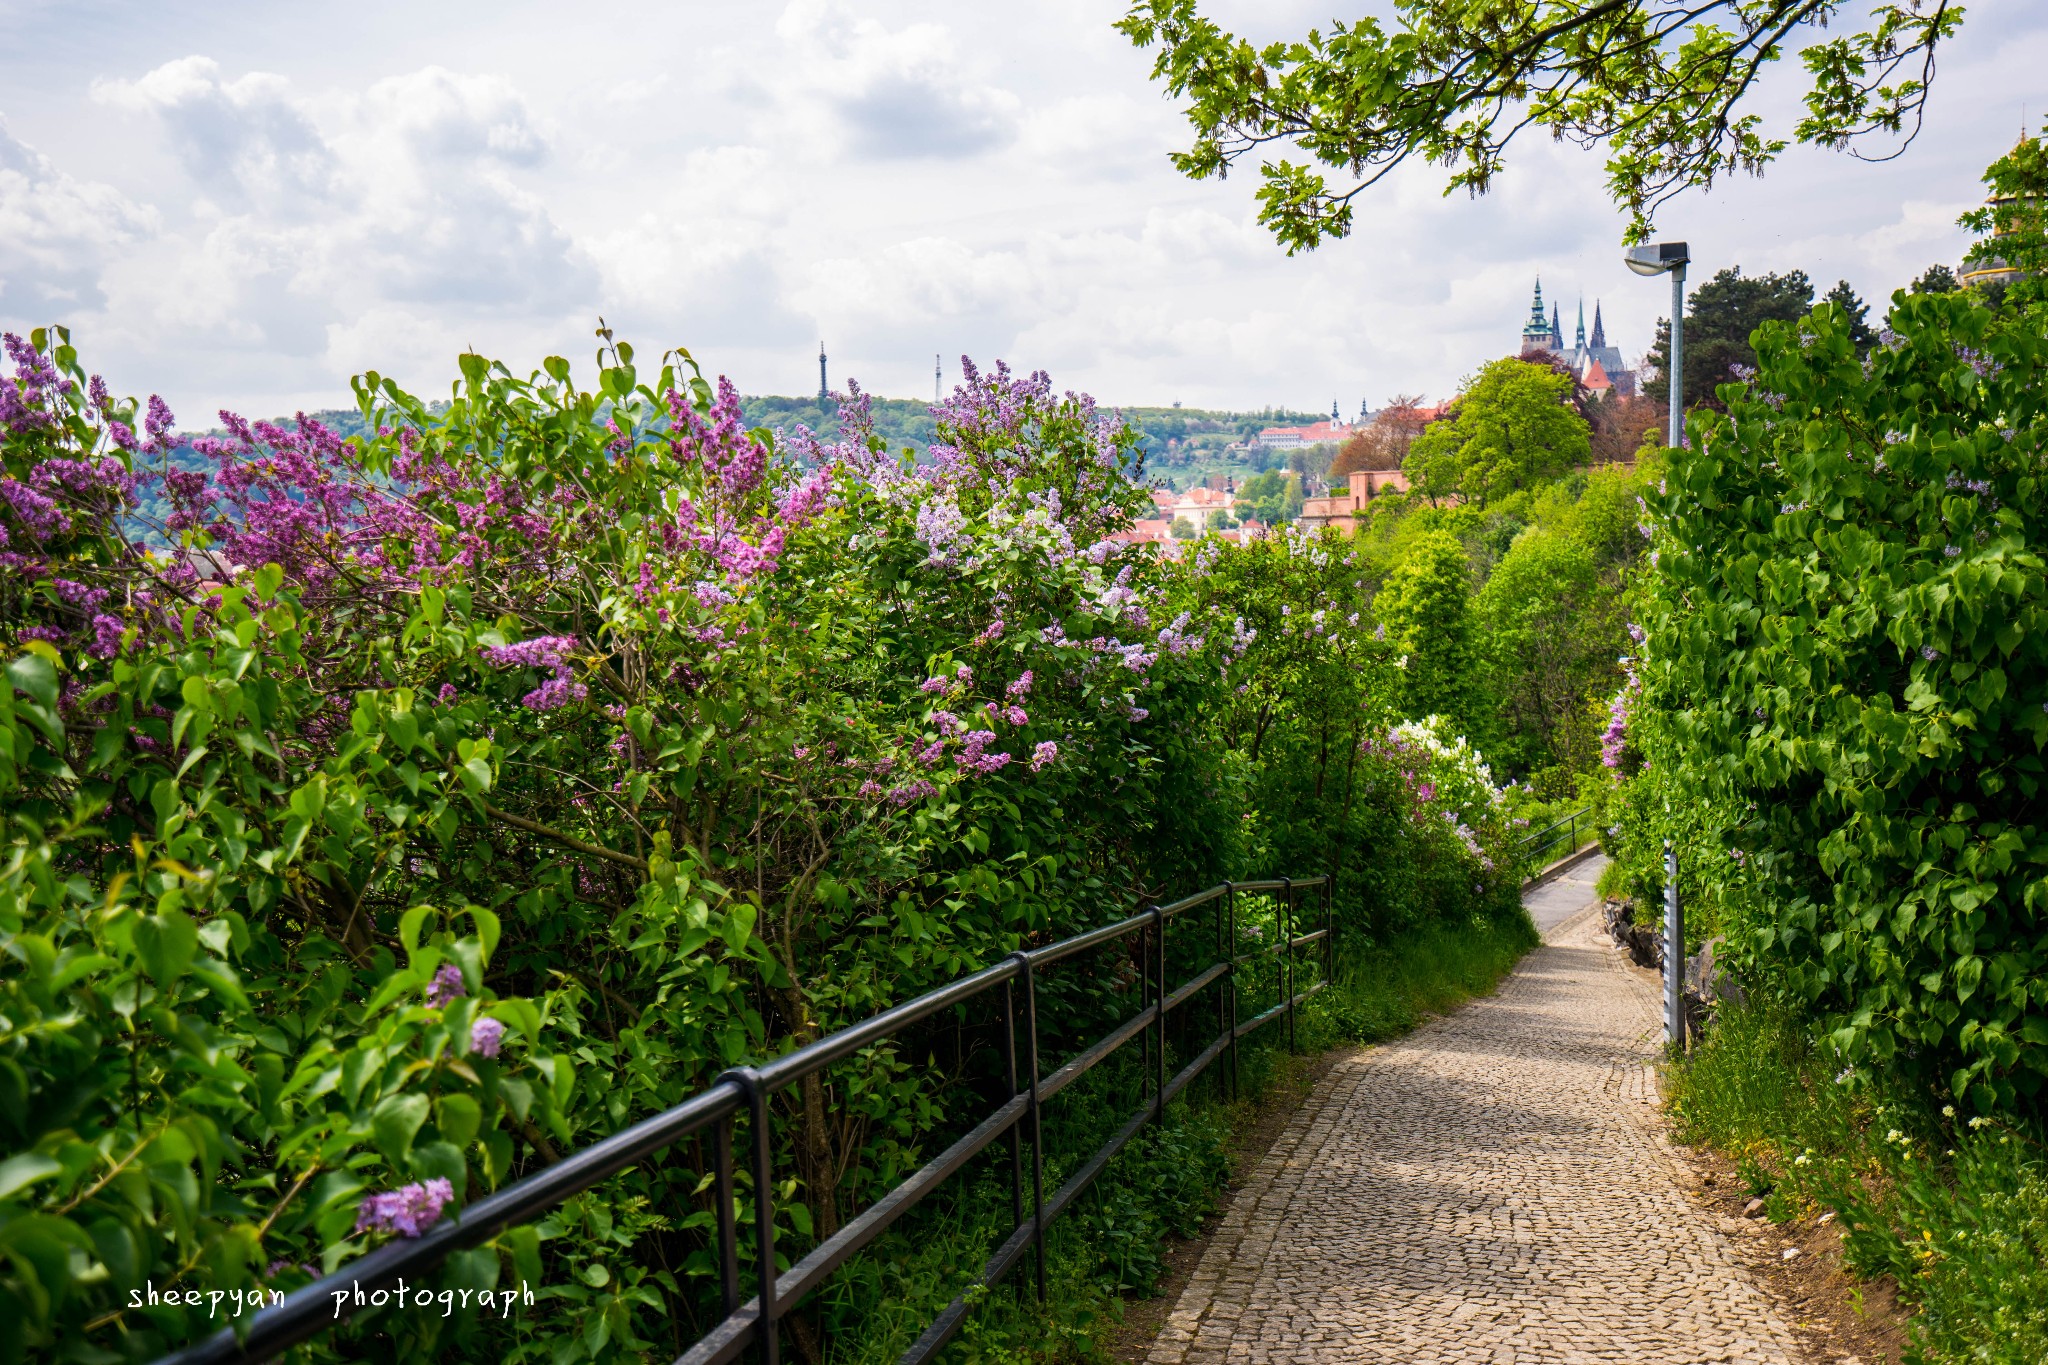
[1146,859,1806,1364]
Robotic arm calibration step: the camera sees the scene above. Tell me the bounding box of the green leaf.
[133,910,200,985]
[0,1153,63,1201]
[4,654,58,710]
[437,1093,483,1149]
[371,1092,431,1165]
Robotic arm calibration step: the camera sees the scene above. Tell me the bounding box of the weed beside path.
[1670,1002,2048,1365]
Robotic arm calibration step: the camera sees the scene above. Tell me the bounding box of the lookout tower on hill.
[818,342,828,401]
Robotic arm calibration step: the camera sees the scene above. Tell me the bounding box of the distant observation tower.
[935,354,942,403]
[818,342,828,401]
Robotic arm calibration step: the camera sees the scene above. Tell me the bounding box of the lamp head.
[1624,241,1690,276]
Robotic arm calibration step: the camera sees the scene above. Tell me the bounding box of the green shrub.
[1627,289,2048,1111]
[1672,1001,2048,1365]
[0,327,1520,1364]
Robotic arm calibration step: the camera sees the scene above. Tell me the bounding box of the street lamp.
[1625,241,1690,450]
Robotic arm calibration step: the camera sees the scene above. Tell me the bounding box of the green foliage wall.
[1631,291,2048,1113]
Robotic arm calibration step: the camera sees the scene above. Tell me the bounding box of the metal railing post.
[1140,918,1154,1109]
[1150,905,1167,1121]
[1224,882,1239,1099]
[1324,875,1334,992]
[715,1115,739,1319]
[1664,839,1684,1049]
[1003,975,1023,1296]
[735,1068,779,1365]
[1020,953,1047,1303]
[1280,876,1295,1052]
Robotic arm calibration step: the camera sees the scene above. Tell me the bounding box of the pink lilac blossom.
[1006,671,1033,699]
[470,1017,504,1058]
[1030,740,1058,771]
[956,728,1012,774]
[355,1179,455,1238]
[424,963,467,1006]
[1157,612,1206,656]
[887,779,938,806]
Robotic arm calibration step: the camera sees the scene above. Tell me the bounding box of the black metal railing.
[155,875,1331,1365]
[1518,807,1595,874]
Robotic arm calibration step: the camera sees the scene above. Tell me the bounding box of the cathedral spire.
[1550,302,1564,351]
[1590,301,1607,349]
[1575,298,1587,349]
[1521,278,1553,354]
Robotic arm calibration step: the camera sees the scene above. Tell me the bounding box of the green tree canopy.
[1118,0,1962,250]
[1643,266,1814,409]
[1236,469,1304,523]
[1473,530,1619,774]
[1405,358,1590,506]
[1375,529,1476,728]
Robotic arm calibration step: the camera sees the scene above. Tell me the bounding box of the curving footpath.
[1144,856,1806,1365]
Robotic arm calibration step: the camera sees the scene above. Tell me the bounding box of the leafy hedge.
[1628,290,2048,1112]
[0,328,1516,1363]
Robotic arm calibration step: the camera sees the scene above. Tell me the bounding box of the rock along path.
[1144,855,1806,1365]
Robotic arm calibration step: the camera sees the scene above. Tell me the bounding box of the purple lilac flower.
[425,963,467,1006]
[1006,671,1033,699]
[1029,740,1058,771]
[481,635,586,711]
[438,683,458,705]
[919,676,950,694]
[355,1179,455,1238]
[470,1017,504,1059]
[887,779,938,807]
[137,393,173,448]
[89,614,126,658]
[1921,646,1941,662]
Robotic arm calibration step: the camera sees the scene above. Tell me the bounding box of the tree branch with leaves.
[1118,0,1962,249]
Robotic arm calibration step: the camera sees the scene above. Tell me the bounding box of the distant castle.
[1519,279,1636,398]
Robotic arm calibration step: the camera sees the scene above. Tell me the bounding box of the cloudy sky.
[2,0,2041,422]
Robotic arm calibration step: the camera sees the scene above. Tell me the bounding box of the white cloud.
[0,116,157,317]
[0,0,2041,417]
[58,57,598,400]
[773,0,1020,160]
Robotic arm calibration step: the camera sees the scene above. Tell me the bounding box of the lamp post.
[1625,241,1690,449]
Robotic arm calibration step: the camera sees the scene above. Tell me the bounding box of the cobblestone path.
[1146,865,1805,1365]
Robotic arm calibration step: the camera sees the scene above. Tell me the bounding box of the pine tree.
[1822,280,1875,353]
[1911,263,1959,294]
